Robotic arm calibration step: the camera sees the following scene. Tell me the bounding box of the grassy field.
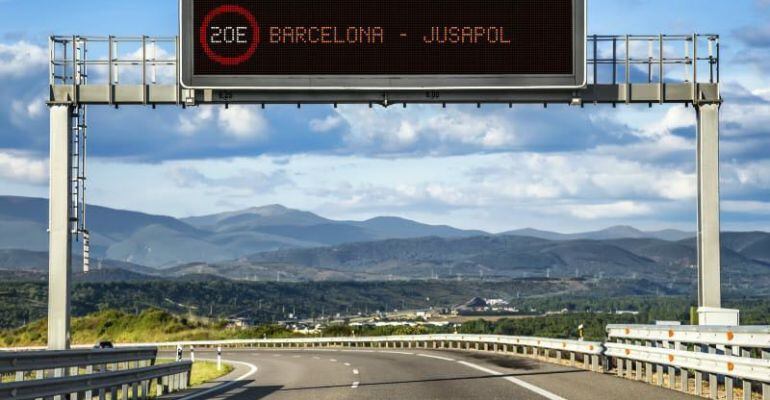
[157,359,234,387]
[0,308,298,347]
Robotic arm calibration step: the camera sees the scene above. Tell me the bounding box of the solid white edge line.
[378,351,414,355]
[417,353,456,362]
[456,361,567,400]
[178,358,258,400]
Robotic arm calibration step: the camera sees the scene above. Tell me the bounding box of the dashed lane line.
[417,353,455,362]
[178,359,258,400]
[457,361,567,400]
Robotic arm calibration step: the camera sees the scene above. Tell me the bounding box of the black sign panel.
[180,0,586,90]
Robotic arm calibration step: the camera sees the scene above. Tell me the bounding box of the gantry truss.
[49,34,721,106]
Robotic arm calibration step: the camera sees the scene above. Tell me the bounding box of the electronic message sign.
[180,0,586,90]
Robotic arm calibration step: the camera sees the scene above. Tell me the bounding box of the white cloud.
[566,201,653,220]
[217,105,269,140]
[723,200,770,215]
[10,97,46,125]
[175,105,269,140]
[333,105,516,152]
[309,115,344,133]
[0,41,47,77]
[177,106,214,135]
[0,151,47,185]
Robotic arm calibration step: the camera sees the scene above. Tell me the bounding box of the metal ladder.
[71,37,90,273]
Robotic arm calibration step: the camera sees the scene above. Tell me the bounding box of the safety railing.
[606,324,770,399]
[588,34,719,85]
[0,347,192,400]
[47,34,720,106]
[50,35,180,105]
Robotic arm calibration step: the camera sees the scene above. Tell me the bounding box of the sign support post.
[48,104,73,350]
[696,103,738,326]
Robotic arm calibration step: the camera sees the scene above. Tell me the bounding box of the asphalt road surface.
[169,349,699,400]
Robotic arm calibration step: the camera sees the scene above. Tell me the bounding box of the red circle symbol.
[199,5,260,66]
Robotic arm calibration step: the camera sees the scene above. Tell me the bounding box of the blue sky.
[0,0,769,233]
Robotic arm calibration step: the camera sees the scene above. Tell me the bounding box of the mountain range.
[0,196,483,268]
[1,196,768,285]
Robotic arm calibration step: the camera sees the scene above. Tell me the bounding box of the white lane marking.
[330,358,338,362]
[353,369,360,375]
[378,351,414,355]
[341,349,375,353]
[344,362,351,366]
[313,356,320,360]
[417,353,455,362]
[292,355,301,358]
[273,354,281,357]
[178,358,258,400]
[456,361,567,400]
[351,381,360,389]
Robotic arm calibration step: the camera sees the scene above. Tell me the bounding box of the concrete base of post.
[697,307,740,326]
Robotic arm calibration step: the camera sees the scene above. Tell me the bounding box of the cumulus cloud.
[168,164,292,194]
[10,97,46,127]
[0,41,47,77]
[309,115,344,133]
[175,105,269,141]
[217,105,269,140]
[565,201,653,220]
[0,151,47,185]
[177,106,215,135]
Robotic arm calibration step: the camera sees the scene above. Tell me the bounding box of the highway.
[169,349,699,400]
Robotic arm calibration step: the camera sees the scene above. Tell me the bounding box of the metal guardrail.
[4,327,768,399]
[0,347,157,374]
[607,324,770,348]
[607,325,770,400]
[114,334,605,372]
[0,363,192,400]
[0,347,191,400]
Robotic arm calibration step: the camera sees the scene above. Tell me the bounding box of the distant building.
[453,297,489,314]
[226,318,251,329]
[486,299,509,307]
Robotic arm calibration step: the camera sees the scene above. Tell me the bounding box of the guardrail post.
[694,344,705,396]
[742,348,754,400]
[664,340,675,389]
[760,348,770,400]
[708,345,718,399]
[676,341,689,393]
[642,340,652,384]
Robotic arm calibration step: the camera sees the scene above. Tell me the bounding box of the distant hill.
[502,225,693,241]
[1,196,766,283]
[182,233,770,283]
[0,196,485,268]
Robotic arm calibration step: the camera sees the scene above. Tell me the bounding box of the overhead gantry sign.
[180,0,586,90]
[45,0,730,351]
